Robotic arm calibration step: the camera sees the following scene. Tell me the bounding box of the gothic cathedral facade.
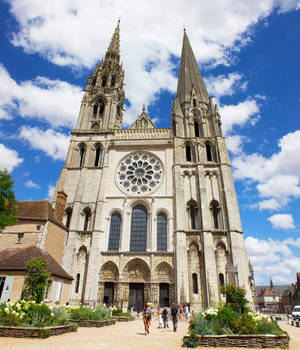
[52,22,254,311]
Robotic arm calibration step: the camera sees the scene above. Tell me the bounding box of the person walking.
[157,305,163,328]
[143,304,152,335]
[171,303,179,332]
[162,306,169,329]
[184,304,190,322]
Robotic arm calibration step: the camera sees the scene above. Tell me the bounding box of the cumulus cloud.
[219,98,260,135]
[267,213,295,230]
[225,135,247,155]
[5,0,299,127]
[205,73,246,101]
[47,184,55,200]
[245,235,300,284]
[25,179,40,189]
[232,130,300,210]
[0,143,23,172]
[19,126,69,161]
[0,64,83,128]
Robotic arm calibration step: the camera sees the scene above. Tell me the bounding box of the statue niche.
[123,258,150,282]
[154,262,174,283]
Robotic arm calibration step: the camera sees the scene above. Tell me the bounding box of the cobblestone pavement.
[0,318,299,350]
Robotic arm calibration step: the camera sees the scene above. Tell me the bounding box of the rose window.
[116,152,163,195]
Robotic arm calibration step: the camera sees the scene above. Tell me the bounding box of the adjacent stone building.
[52,22,254,311]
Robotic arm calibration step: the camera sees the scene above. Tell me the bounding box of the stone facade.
[52,22,254,311]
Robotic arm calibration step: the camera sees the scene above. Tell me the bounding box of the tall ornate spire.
[176,30,209,106]
[105,20,120,60]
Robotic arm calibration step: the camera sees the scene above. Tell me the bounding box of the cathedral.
[52,21,254,311]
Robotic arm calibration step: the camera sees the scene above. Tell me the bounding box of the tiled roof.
[0,246,73,280]
[255,284,291,296]
[16,201,64,228]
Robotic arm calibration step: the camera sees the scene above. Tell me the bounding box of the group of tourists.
[142,303,191,335]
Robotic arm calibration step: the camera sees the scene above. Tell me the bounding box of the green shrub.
[69,306,109,321]
[255,319,286,336]
[217,306,240,329]
[233,314,256,334]
[112,307,122,316]
[52,307,71,325]
[183,333,199,348]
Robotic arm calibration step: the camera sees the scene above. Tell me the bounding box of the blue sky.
[0,0,300,285]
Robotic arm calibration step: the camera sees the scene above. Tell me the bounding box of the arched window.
[83,208,91,231]
[94,145,101,167]
[117,105,121,117]
[99,101,105,116]
[79,144,86,167]
[108,213,121,251]
[192,273,198,294]
[102,76,107,87]
[111,76,116,87]
[194,121,200,137]
[172,120,176,136]
[186,144,192,161]
[211,201,221,229]
[93,103,98,117]
[193,98,197,107]
[205,142,212,161]
[65,207,72,230]
[130,205,147,252]
[157,213,167,251]
[75,273,80,293]
[190,206,196,229]
[219,273,225,287]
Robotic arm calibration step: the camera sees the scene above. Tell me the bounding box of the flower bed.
[183,284,289,348]
[68,319,115,327]
[183,334,289,348]
[112,316,135,322]
[0,324,77,339]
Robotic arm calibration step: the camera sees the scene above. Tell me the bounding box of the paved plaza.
[0,318,299,350]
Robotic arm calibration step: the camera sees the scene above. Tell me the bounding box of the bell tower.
[76,20,125,131]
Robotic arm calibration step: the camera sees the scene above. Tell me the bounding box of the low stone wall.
[68,319,116,327]
[112,316,135,322]
[0,324,77,338]
[183,334,289,348]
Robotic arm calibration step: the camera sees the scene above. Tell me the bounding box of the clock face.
[116,152,163,195]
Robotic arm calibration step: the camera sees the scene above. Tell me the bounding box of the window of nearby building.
[190,206,196,229]
[75,273,80,293]
[17,233,24,244]
[94,145,101,167]
[79,144,86,167]
[157,213,167,251]
[186,144,192,161]
[194,121,200,137]
[192,273,198,294]
[108,213,121,251]
[219,273,225,287]
[0,277,5,299]
[211,201,221,229]
[45,280,52,299]
[36,225,41,231]
[130,205,147,252]
[83,208,91,231]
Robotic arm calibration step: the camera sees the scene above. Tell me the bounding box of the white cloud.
[47,184,55,200]
[0,143,23,172]
[205,73,246,100]
[245,236,300,284]
[257,198,281,211]
[232,130,300,210]
[0,64,83,128]
[5,0,299,127]
[19,126,69,161]
[25,179,40,189]
[226,135,247,155]
[219,98,260,135]
[267,213,295,230]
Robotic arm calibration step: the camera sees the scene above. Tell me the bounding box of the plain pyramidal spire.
[176,30,209,105]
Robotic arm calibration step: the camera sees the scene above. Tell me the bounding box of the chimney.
[54,191,67,223]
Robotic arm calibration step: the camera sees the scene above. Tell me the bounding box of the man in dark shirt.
[170,303,179,332]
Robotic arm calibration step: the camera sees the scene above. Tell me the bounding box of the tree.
[0,169,17,231]
[22,257,50,303]
[221,284,249,314]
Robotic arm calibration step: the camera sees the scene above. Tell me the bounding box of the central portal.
[129,283,144,312]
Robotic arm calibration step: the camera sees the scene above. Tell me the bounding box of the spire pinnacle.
[176,30,209,106]
[106,20,120,57]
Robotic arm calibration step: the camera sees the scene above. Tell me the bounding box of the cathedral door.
[159,283,169,307]
[103,282,114,305]
[129,283,144,312]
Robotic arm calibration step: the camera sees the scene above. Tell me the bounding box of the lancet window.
[157,213,167,251]
[130,204,147,252]
[108,213,121,251]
